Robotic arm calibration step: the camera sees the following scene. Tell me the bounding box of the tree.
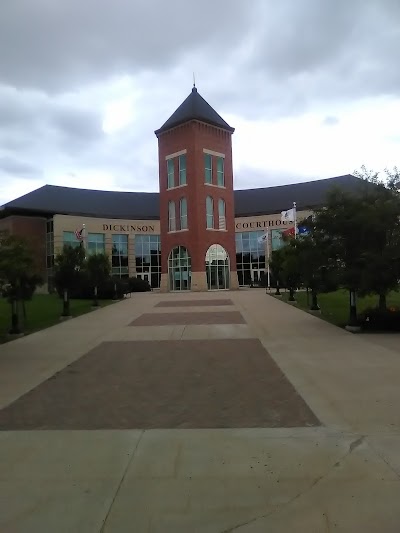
[279,244,302,302]
[353,165,400,310]
[269,248,285,295]
[0,235,40,334]
[86,253,111,307]
[311,169,400,326]
[54,244,86,317]
[311,189,369,327]
[286,233,338,311]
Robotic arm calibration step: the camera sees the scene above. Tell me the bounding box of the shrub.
[2,274,43,301]
[360,306,400,332]
[55,272,151,299]
[126,276,151,293]
[55,273,129,300]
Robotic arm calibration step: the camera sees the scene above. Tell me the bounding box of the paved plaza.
[1,290,400,531]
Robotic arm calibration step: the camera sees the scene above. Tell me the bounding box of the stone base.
[59,315,72,321]
[309,309,322,315]
[190,271,208,292]
[91,306,100,310]
[229,271,239,290]
[345,325,361,333]
[160,273,169,293]
[288,300,297,305]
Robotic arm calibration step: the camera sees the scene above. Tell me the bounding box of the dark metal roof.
[234,174,363,217]
[1,174,363,220]
[155,87,235,135]
[1,185,160,220]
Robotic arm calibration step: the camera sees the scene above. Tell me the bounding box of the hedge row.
[55,275,151,300]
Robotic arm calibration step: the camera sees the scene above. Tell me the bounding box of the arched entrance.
[168,246,192,291]
[205,244,230,290]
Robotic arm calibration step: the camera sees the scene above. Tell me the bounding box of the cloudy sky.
[1,0,399,205]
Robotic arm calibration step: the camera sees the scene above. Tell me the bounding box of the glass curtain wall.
[112,234,129,278]
[87,233,105,254]
[235,231,266,286]
[135,235,161,288]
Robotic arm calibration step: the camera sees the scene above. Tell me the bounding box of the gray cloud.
[0,0,399,205]
[0,155,41,177]
[0,0,254,92]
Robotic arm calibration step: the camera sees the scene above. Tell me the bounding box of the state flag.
[281,208,295,222]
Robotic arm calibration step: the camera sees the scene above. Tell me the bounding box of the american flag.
[75,228,84,241]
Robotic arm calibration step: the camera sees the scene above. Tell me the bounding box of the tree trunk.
[288,287,296,301]
[378,293,387,311]
[62,289,70,317]
[93,285,98,307]
[348,289,358,327]
[275,279,281,296]
[9,298,21,334]
[113,282,118,300]
[310,289,320,311]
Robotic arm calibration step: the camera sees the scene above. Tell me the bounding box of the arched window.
[180,198,188,230]
[168,201,176,232]
[205,244,230,290]
[206,196,214,229]
[218,199,226,230]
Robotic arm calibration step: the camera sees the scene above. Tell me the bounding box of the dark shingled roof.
[155,87,235,135]
[1,174,363,220]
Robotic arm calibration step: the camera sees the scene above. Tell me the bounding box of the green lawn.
[0,294,114,342]
[273,289,400,327]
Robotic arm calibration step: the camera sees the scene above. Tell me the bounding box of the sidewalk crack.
[99,430,145,532]
[220,434,365,533]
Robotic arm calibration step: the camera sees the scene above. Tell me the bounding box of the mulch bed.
[0,339,320,430]
[130,311,245,326]
[155,299,233,307]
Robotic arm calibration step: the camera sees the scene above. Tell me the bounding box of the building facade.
[0,87,363,292]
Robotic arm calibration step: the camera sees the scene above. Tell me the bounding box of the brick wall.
[157,120,237,278]
[0,215,47,277]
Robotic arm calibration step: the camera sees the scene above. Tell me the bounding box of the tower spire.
[193,72,196,88]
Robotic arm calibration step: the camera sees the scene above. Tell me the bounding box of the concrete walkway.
[1,290,400,532]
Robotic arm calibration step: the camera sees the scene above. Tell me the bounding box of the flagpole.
[293,202,297,239]
[266,229,271,290]
[82,224,86,256]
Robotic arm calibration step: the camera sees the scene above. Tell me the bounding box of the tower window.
[218,198,226,230]
[168,200,176,232]
[206,196,214,229]
[204,153,212,184]
[179,154,187,186]
[180,197,188,230]
[167,159,174,189]
[217,157,224,187]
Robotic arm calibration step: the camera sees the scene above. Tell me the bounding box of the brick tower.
[155,85,239,292]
